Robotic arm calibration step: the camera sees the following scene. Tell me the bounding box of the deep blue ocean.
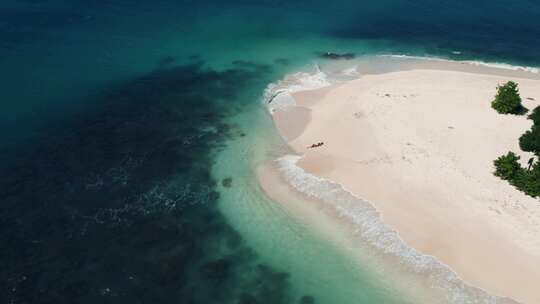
[1,1,540,303]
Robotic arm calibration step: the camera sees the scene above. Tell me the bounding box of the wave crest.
[379,54,540,74]
[263,65,331,113]
[276,154,519,304]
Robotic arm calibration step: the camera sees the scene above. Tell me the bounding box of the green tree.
[528,106,540,124]
[519,125,540,154]
[494,151,522,180]
[491,81,526,114]
[510,162,540,197]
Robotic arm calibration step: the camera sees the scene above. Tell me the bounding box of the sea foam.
[276,155,518,304]
[264,63,522,303]
[379,54,540,74]
[264,64,331,113]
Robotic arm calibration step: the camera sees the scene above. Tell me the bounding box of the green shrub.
[527,163,540,196]
[494,103,540,198]
[491,81,526,114]
[528,106,540,124]
[510,164,540,197]
[519,126,540,154]
[519,108,540,156]
[494,152,522,180]
[494,152,540,197]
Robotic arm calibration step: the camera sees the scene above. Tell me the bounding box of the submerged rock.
[0,62,294,303]
[300,295,315,304]
[320,52,355,60]
[222,177,233,188]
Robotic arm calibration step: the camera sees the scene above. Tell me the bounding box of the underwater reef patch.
[0,62,294,304]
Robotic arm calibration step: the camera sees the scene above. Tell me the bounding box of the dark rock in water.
[222,177,233,188]
[251,264,292,303]
[232,60,253,66]
[300,295,315,304]
[232,60,272,74]
[320,52,355,60]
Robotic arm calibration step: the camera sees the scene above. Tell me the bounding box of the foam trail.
[262,60,525,303]
[264,65,331,113]
[276,154,519,304]
[342,65,360,76]
[379,54,540,74]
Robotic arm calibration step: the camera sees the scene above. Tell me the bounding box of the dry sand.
[265,67,540,303]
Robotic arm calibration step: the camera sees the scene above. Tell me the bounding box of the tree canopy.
[494,101,540,198]
[494,152,521,180]
[491,81,526,115]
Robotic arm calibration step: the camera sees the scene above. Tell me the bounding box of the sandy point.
[263,66,540,304]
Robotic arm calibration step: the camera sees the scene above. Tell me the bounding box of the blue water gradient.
[1,0,539,303]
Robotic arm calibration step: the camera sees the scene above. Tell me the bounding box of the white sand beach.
[261,65,540,303]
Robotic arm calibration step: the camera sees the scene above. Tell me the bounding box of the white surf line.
[276,154,520,304]
[378,54,540,74]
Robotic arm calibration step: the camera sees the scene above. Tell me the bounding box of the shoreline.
[258,155,517,304]
[259,58,540,304]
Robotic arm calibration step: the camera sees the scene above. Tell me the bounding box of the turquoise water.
[2,1,540,303]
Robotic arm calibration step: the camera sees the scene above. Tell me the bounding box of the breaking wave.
[261,61,527,303]
[379,54,540,74]
[263,64,331,113]
[275,154,518,304]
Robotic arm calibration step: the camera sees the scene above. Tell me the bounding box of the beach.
[262,63,540,304]
[6,1,540,303]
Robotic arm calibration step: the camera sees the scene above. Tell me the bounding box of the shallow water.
[2,1,540,303]
[213,101,412,303]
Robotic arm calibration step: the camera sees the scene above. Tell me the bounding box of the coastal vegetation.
[494,152,522,180]
[494,152,540,197]
[491,81,527,114]
[493,87,540,197]
[519,107,540,152]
